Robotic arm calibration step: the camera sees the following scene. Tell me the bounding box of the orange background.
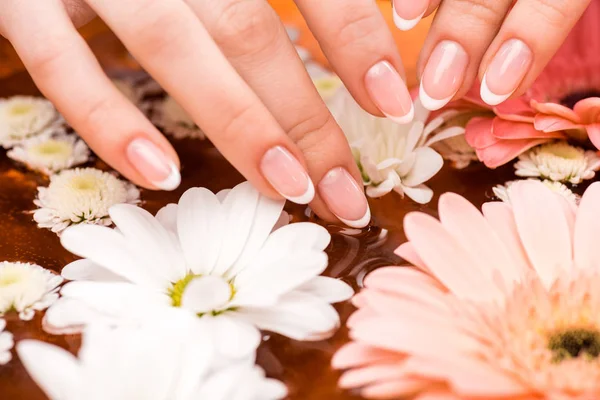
[0,1,431,86]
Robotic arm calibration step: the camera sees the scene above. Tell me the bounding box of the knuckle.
[80,95,115,129]
[330,9,385,52]
[26,33,76,74]
[212,0,281,57]
[449,0,506,25]
[287,111,338,152]
[534,0,570,25]
[219,101,263,143]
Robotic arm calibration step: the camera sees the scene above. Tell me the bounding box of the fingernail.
[420,41,469,111]
[392,0,428,31]
[127,138,181,191]
[481,39,532,106]
[365,61,414,124]
[318,167,370,228]
[260,146,315,204]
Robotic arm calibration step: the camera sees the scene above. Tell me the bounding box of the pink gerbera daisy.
[455,0,600,168]
[334,180,600,399]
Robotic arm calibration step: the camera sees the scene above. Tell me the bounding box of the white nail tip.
[384,103,415,125]
[338,205,371,229]
[419,82,454,111]
[392,6,425,31]
[153,163,181,191]
[285,179,315,205]
[480,73,513,106]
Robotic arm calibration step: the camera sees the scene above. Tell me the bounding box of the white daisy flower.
[43,182,353,359]
[7,133,90,174]
[33,168,141,234]
[514,141,600,184]
[327,86,443,204]
[18,317,286,400]
[0,262,63,321]
[493,179,580,206]
[152,95,205,140]
[0,319,14,365]
[0,96,63,148]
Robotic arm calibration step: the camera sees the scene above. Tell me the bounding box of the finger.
[416,0,513,111]
[85,1,326,209]
[3,0,181,191]
[63,0,96,27]
[187,0,370,226]
[295,0,414,124]
[392,0,442,30]
[479,0,591,106]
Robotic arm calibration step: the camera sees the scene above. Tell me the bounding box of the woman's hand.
[0,0,414,228]
[392,0,591,110]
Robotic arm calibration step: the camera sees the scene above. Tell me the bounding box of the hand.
[0,0,413,229]
[392,0,591,109]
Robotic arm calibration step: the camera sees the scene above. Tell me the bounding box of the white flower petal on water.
[0,319,14,365]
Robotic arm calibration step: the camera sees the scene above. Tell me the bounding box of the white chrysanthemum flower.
[0,96,63,148]
[327,86,443,204]
[7,133,90,174]
[33,168,140,234]
[493,179,580,206]
[0,319,13,365]
[43,182,353,360]
[0,262,63,321]
[18,317,286,400]
[152,96,205,140]
[514,141,600,184]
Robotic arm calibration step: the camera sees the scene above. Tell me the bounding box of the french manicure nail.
[261,146,314,204]
[420,41,469,111]
[481,39,532,106]
[318,167,371,228]
[392,0,428,31]
[127,138,181,191]
[365,61,414,124]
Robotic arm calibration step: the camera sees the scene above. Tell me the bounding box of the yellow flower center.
[70,175,100,191]
[0,270,23,287]
[548,328,600,362]
[9,104,34,116]
[168,273,237,316]
[544,142,583,160]
[29,140,72,158]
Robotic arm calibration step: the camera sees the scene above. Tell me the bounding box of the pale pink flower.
[334,180,600,399]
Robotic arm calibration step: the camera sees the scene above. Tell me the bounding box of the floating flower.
[33,168,140,234]
[0,96,63,148]
[18,317,286,400]
[152,95,205,140]
[424,109,478,169]
[493,179,580,206]
[7,133,90,174]
[0,262,62,321]
[328,87,443,204]
[514,141,600,183]
[44,182,352,357]
[334,180,600,399]
[0,319,13,365]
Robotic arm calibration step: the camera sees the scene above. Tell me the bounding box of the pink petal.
[462,83,490,109]
[481,202,532,277]
[508,181,573,289]
[531,100,580,122]
[347,305,376,328]
[438,193,519,286]
[492,119,565,140]
[494,97,535,122]
[587,123,600,150]
[360,288,448,318]
[573,97,600,123]
[534,115,581,132]
[366,266,445,293]
[404,212,501,302]
[415,391,462,400]
[464,117,496,149]
[394,243,428,271]
[476,138,548,168]
[332,342,403,369]
[362,378,429,399]
[574,182,600,270]
[338,364,408,389]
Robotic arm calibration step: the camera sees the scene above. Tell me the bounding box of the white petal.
[401,147,443,186]
[400,184,434,204]
[17,340,81,400]
[60,224,164,289]
[61,259,127,282]
[155,203,178,234]
[181,276,231,314]
[198,316,261,361]
[366,178,396,198]
[296,276,354,303]
[109,204,186,283]
[177,187,224,275]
